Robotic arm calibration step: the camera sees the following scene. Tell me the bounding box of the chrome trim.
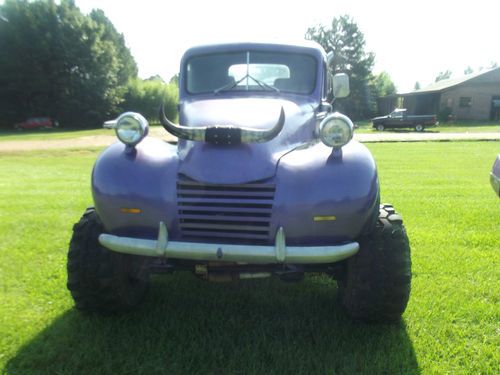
[99,222,359,264]
[318,112,354,149]
[115,112,149,146]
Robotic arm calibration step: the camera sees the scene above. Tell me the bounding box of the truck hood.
[177,97,316,184]
[371,115,388,121]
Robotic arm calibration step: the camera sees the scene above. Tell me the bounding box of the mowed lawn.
[0,142,498,374]
[354,121,500,133]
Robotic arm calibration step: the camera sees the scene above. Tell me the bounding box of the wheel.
[337,204,411,322]
[376,124,385,131]
[67,208,150,313]
[415,124,424,132]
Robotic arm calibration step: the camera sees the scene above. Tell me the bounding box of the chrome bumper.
[98,222,359,264]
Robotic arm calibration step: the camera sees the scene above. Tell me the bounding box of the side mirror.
[332,73,350,98]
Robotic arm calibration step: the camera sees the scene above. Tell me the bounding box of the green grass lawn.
[0,128,110,142]
[355,120,500,134]
[0,124,167,142]
[0,121,498,143]
[1,142,499,374]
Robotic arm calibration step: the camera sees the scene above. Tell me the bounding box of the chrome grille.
[177,179,275,244]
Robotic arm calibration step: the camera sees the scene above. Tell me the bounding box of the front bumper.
[99,222,359,264]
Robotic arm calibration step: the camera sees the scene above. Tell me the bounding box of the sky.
[73,0,500,93]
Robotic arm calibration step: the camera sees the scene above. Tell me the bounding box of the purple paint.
[92,41,380,247]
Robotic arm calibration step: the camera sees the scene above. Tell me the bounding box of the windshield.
[185,51,317,95]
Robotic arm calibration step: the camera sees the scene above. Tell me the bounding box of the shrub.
[438,107,453,123]
[121,79,178,123]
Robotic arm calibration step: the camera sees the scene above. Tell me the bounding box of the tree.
[169,74,179,86]
[0,0,137,128]
[414,81,421,91]
[89,9,137,85]
[435,70,452,82]
[464,66,473,75]
[305,15,375,119]
[368,71,396,114]
[145,75,165,83]
[370,72,396,97]
[122,78,178,123]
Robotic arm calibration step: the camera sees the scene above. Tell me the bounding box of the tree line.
[0,1,395,129]
[305,15,396,120]
[0,0,177,129]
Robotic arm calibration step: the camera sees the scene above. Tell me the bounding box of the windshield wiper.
[214,74,280,94]
[248,75,280,93]
[213,75,247,94]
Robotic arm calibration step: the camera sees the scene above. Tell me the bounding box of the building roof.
[401,66,500,96]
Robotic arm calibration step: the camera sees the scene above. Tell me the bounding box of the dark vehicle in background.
[372,109,437,132]
[14,117,59,130]
[66,41,412,322]
[491,155,500,197]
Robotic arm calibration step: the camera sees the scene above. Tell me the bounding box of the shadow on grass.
[6,274,419,375]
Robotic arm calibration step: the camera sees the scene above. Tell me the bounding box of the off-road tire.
[337,204,411,322]
[67,208,150,313]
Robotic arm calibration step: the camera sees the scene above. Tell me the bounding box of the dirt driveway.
[1,128,499,152]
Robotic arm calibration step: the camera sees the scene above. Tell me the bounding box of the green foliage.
[414,81,421,91]
[145,75,165,83]
[306,15,375,119]
[0,0,138,129]
[435,70,452,82]
[1,142,499,374]
[169,74,179,86]
[368,71,396,114]
[370,72,396,97]
[464,66,473,75]
[438,106,453,123]
[122,78,178,122]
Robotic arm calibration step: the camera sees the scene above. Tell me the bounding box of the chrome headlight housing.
[319,112,354,149]
[115,112,149,146]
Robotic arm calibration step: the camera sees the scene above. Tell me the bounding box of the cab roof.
[181,41,326,62]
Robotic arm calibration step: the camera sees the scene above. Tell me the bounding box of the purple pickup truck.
[67,41,411,322]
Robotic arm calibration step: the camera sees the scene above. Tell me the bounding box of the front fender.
[92,138,179,237]
[272,140,379,244]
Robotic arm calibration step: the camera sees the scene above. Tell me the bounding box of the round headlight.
[115,112,149,146]
[319,112,354,149]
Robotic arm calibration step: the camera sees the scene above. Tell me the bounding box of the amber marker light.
[120,208,142,214]
[313,216,337,222]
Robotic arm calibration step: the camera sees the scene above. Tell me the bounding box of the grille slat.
[178,181,275,190]
[180,230,270,241]
[178,189,274,199]
[179,206,272,214]
[180,223,270,231]
[180,214,272,222]
[177,179,275,244]
[178,197,273,206]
